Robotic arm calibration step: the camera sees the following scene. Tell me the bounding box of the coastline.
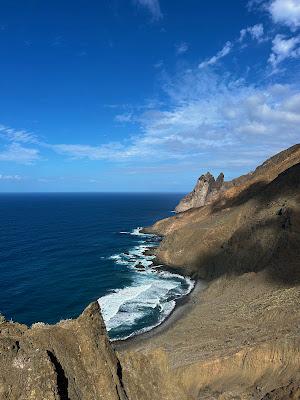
[113,278,206,350]
[98,226,199,343]
[3,146,300,399]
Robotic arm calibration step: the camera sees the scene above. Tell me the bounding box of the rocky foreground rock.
[1,144,300,399]
[0,302,127,400]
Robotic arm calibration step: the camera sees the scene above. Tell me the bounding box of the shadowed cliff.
[174,144,300,213]
[128,145,300,399]
[145,146,300,285]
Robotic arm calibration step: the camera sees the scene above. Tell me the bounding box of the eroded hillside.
[120,145,300,399]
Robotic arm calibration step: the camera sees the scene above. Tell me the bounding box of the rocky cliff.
[175,172,225,213]
[0,302,127,400]
[175,144,300,213]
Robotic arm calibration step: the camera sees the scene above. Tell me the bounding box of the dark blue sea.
[0,193,194,340]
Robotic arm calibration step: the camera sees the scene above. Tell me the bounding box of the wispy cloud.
[133,0,163,21]
[198,41,233,68]
[0,125,38,144]
[153,60,164,69]
[3,65,299,170]
[48,143,134,161]
[115,113,133,123]
[247,0,265,11]
[239,24,264,42]
[50,35,66,48]
[129,70,300,161]
[268,34,300,70]
[0,174,22,180]
[46,68,300,168]
[0,143,40,164]
[176,42,189,55]
[199,23,266,69]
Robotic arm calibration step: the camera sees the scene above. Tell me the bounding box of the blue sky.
[0,0,300,192]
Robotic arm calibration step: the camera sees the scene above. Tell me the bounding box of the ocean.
[0,193,194,340]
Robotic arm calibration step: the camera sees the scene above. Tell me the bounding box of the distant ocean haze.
[0,193,193,340]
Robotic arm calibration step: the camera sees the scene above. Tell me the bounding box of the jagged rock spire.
[175,172,225,213]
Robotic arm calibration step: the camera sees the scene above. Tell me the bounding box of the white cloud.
[239,24,264,42]
[133,0,162,21]
[2,60,300,171]
[0,143,40,164]
[176,42,189,55]
[0,125,38,144]
[1,74,300,171]
[0,174,22,180]
[268,34,300,69]
[115,113,132,123]
[269,0,300,30]
[154,60,164,69]
[282,92,300,111]
[46,67,300,167]
[124,70,300,163]
[247,0,265,10]
[199,41,233,68]
[49,142,138,161]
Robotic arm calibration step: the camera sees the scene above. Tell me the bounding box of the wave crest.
[98,227,194,340]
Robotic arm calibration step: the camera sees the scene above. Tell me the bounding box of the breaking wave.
[98,227,194,341]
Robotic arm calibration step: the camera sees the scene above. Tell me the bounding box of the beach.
[114,279,206,350]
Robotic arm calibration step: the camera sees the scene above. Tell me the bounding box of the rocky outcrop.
[150,162,300,280]
[0,302,127,400]
[175,172,225,213]
[175,144,300,213]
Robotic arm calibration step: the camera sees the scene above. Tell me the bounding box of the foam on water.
[98,227,194,341]
[120,227,157,237]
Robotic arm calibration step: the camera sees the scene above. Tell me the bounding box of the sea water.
[0,193,194,340]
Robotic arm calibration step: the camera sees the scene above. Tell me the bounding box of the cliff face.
[175,172,225,213]
[174,144,300,213]
[0,302,127,400]
[151,162,300,280]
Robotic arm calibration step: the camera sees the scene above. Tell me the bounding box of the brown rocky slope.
[174,144,300,213]
[119,145,300,399]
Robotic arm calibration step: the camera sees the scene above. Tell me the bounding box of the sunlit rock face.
[175,172,225,213]
[0,302,128,400]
